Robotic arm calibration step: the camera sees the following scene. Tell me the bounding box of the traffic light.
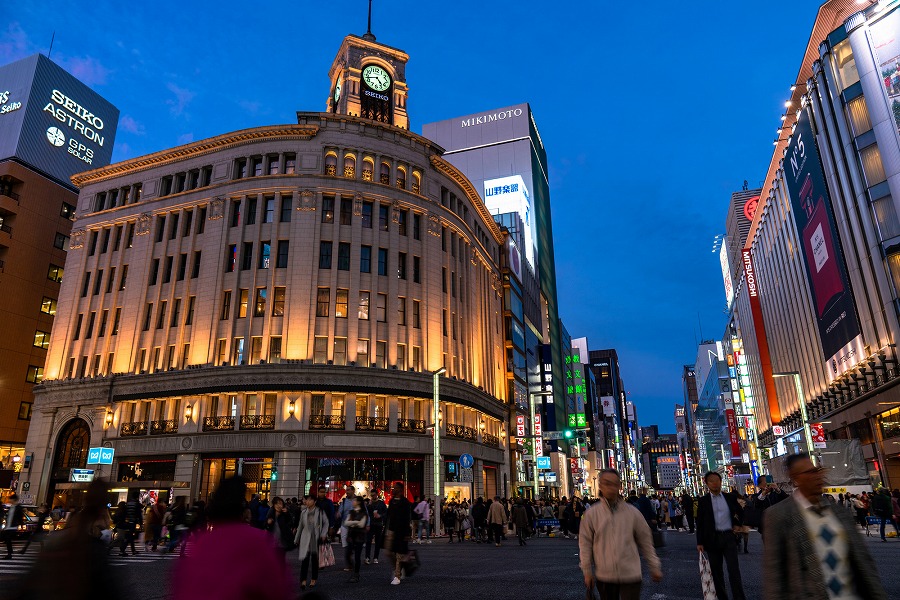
[564,429,574,439]
[270,462,278,481]
[576,431,587,444]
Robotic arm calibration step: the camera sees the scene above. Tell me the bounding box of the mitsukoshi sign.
[784,108,864,380]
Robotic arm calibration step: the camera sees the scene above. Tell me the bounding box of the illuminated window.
[316,288,330,317]
[269,337,282,362]
[272,287,285,316]
[33,330,50,349]
[25,365,43,383]
[833,40,859,90]
[254,288,267,317]
[358,291,370,320]
[40,297,57,315]
[238,289,249,318]
[47,264,64,283]
[336,289,349,318]
[376,294,387,322]
[313,337,328,364]
[846,96,872,137]
[259,241,271,269]
[334,337,347,366]
[357,339,369,365]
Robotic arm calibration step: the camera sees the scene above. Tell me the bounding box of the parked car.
[14,506,53,539]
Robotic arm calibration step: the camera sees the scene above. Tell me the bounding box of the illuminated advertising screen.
[871,6,900,145]
[0,54,118,185]
[784,108,864,379]
[720,243,734,306]
[484,175,536,269]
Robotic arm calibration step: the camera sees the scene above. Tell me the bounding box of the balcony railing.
[120,421,148,437]
[446,424,478,442]
[150,419,178,435]
[309,414,345,430]
[240,415,275,430]
[0,188,19,202]
[398,418,425,434]
[482,432,500,448]
[203,416,236,431]
[356,416,389,432]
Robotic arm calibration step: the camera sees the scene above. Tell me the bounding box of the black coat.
[696,492,744,548]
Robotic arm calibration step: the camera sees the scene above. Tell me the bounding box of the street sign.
[21,482,29,492]
[536,456,551,470]
[459,454,474,469]
[87,447,115,465]
[69,468,95,483]
[460,467,474,482]
[543,431,564,440]
[545,472,557,483]
[20,493,33,505]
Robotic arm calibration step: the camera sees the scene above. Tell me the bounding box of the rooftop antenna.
[363,0,376,41]
[48,31,56,59]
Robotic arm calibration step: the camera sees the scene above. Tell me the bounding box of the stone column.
[388,396,399,432]
[274,450,304,499]
[474,458,485,499]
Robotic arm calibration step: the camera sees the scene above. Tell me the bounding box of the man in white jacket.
[579,469,662,600]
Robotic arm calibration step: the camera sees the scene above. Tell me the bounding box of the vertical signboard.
[783,108,864,380]
[725,410,741,458]
[720,244,735,306]
[871,7,900,146]
[810,422,827,449]
[742,248,783,424]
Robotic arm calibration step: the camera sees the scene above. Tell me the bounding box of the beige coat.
[579,498,660,583]
[487,501,506,525]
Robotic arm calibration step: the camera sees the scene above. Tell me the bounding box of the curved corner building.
[24,33,510,506]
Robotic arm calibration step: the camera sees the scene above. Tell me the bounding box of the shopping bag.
[318,541,335,568]
[699,552,717,600]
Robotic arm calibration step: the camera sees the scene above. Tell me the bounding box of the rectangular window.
[285,153,296,174]
[451,232,456,258]
[40,296,57,315]
[398,297,406,325]
[252,157,263,176]
[442,309,448,336]
[142,303,153,331]
[112,308,121,335]
[336,288,349,318]
[98,309,108,337]
[100,228,110,254]
[413,300,421,328]
[379,204,389,231]
[361,201,373,228]
[273,240,289,268]
[182,210,193,236]
[226,244,237,272]
[233,337,245,365]
[397,344,407,370]
[26,365,43,384]
[860,144,887,187]
[340,198,353,225]
[272,287,285,316]
[219,293,231,323]
[119,264,128,290]
[413,256,420,283]
[452,312,457,339]
[47,264,64,282]
[413,214,421,240]
[377,293,387,322]
[442,226,447,251]
[313,337,328,364]
[106,267,116,293]
[177,253,187,281]
[125,223,135,248]
[375,341,386,369]
[259,241,271,269]
[61,202,76,220]
[238,289,249,318]
[398,252,407,279]
[378,248,388,276]
[451,271,456,297]
[316,288,330,317]
[246,197,257,225]
[322,196,335,223]
[442,267,447,293]
[268,154,280,175]
[310,394,325,416]
[269,336,282,362]
[398,210,407,236]
[73,314,83,340]
[18,403,32,421]
[241,242,253,270]
[357,339,369,366]
[81,272,92,297]
[263,196,275,223]
[33,330,50,350]
[235,158,248,179]
[250,336,263,364]
[169,213,179,240]
[86,231,98,256]
[360,245,372,273]
[156,300,167,329]
[412,346,421,372]
[191,251,201,278]
[112,225,122,251]
[160,256,172,284]
[155,215,166,242]
[280,195,292,222]
[197,207,207,233]
[230,200,241,227]
[338,242,351,270]
[170,298,181,327]
[334,337,347,366]
[319,241,333,268]
[215,339,227,365]
[186,296,195,325]
[254,288,267,317]
[358,291,370,320]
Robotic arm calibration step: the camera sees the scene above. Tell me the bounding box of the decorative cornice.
[71,125,320,188]
[429,155,504,245]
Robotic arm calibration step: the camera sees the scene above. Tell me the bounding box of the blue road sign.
[536,456,551,470]
[459,453,474,469]
[99,447,115,465]
[87,447,102,465]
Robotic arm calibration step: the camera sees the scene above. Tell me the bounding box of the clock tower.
[327,10,409,129]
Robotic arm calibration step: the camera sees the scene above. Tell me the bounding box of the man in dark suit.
[762,453,886,600]
[696,472,746,600]
[1,493,24,559]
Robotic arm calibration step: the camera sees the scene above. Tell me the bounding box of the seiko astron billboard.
[0,54,118,185]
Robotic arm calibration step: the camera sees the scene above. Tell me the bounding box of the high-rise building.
[0,54,117,498]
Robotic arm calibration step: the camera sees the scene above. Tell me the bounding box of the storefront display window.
[306,456,423,502]
[117,459,177,482]
[878,407,900,440]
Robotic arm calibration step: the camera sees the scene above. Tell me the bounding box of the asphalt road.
[3,526,898,599]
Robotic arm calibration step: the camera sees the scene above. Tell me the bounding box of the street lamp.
[432,367,446,538]
[773,371,815,464]
[529,390,553,500]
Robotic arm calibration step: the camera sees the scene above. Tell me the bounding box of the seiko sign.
[0,91,22,116]
[742,249,757,298]
[363,89,389,102]
[461,107,523,128]
[43,89,106,145]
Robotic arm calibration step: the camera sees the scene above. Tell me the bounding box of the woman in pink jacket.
[171,477,293,600]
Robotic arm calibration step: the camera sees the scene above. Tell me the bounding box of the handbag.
[699,552,717,600]
[318,541,335,568]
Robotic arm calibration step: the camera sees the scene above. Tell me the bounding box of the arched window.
[396,166,406,190]
[362,158,375,182]
[412,171,421,194]
[343,154,356,178]
[380,161,391,185]
[51,418,91,480]
[324,152,337,177]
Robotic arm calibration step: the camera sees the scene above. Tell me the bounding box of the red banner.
[534,414,542,436]
[725,409,741,458]
[743,248,782,425]
[810,422,827,448]
[516,415,525,437]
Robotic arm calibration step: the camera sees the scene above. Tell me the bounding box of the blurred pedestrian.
[762,452,886,600]
[294,495,328,591]
[383,482,412,585]
[344,496,368,582]
[2,494,25,558]
[580,469,662,600]
[171,477,293,600]
[511,499,530,546]
[20,503,51,555]
[487,495,506,547]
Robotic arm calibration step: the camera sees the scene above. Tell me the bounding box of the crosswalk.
[0,540,184,577]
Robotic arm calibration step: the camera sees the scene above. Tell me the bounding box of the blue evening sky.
[4,1,825,430]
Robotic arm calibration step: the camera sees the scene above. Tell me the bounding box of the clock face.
[362,65,391,92]
[333,76,342,103]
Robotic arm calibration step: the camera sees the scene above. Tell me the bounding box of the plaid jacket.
[762,495,886,600]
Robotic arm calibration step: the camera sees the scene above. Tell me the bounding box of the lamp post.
[529,390,553,500]
[432,367,446,538]
[773,371,815,463]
